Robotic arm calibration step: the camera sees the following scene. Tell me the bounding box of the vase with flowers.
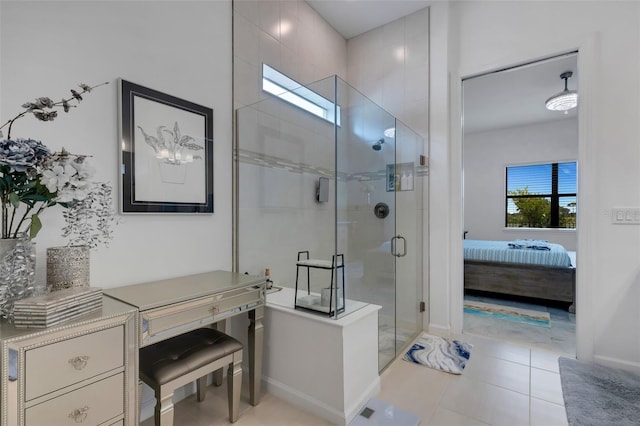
[0,82,115,318]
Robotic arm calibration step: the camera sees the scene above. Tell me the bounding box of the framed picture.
[119,79,214,213]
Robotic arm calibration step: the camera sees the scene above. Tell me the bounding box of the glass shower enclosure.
[236,72,426,371]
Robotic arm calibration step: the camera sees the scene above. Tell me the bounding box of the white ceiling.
[463,54,578,134]
[306,1,579,134]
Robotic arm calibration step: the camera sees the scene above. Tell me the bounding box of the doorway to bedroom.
[461,53,578,356]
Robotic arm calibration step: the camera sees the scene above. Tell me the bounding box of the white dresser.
[0,296,138,426]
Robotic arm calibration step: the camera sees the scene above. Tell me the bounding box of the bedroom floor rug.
[559,357,640,426]
[464,300,550,327]
[403,334,472,375]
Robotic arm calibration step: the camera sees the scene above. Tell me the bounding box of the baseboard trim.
[592,354,640,374]
[344,377,382,424]
[263,375,380,426]
[428,323,450,335]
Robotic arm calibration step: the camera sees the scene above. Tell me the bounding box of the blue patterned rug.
[403,334,473,374]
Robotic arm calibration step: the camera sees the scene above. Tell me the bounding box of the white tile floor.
[140,333,570,426]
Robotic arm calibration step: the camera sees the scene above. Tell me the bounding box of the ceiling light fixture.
[383,127,395,138]
[545,71,578,114]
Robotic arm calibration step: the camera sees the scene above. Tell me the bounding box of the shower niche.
[386,162,415,192]
[236,72,426,369]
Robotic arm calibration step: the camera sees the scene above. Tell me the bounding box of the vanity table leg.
[248,306,264,406]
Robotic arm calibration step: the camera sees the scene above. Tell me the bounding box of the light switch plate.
[611,207,640,224]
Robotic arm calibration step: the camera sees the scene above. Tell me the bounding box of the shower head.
[372,138,384,151]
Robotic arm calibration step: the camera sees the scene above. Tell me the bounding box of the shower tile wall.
[234,1,430,353]
[346,8,430,331]
[234,0,347,285]
[347,7,429,140]
[237,94,336,286]
[233,0,347,111]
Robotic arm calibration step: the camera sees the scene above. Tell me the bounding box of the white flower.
[68,173,91,190]
[70,158,95,181]
[40,163,76,193]
[54,188,76,203]
[55,186,90,202]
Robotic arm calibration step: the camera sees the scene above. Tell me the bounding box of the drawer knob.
[68,355,90,370]
[209,305,219,314]
[68,406,89,423]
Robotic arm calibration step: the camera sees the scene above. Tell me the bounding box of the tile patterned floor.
[140,333,570,426]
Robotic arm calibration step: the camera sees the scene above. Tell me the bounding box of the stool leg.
[155,390,174,426]
[196,376,207,402]
[228,352,243,423]
[213,367,224,386]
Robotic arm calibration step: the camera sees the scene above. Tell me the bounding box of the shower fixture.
[372,138,385,151]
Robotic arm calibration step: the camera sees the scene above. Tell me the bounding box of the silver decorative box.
[12,287,103,328]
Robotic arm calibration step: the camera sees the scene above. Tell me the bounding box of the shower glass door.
[236,72,424,373]
[333,77,423,371]
[393,120,425,368]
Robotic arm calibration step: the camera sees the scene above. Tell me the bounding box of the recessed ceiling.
[306,0,429,39]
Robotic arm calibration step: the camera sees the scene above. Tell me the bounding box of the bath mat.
[559,357,640,425]
[464,300,550,327]
[403,334,472,374]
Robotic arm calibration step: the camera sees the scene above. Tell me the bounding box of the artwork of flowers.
[119,79,214,213]
[137,121,204,166]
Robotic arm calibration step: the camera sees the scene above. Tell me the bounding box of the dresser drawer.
[142,286,264,343]
[26,373,123,426]
[25,325,124,400]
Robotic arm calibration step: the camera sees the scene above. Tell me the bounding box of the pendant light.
[545,71,578,113]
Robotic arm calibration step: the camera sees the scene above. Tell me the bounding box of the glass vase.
[0,236,39,320]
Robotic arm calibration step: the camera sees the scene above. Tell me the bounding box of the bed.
[463,239,575,312]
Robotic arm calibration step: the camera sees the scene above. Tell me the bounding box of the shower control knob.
[374,202,390,219]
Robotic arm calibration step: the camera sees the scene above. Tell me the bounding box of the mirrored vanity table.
[0,270,265,426]
[104,270,266,408]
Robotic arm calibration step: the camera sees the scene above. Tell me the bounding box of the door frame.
[449,35,598,361]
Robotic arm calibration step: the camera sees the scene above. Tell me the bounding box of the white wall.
[430,0,640,371]
[1,1,233,286]
[464,119,578,251]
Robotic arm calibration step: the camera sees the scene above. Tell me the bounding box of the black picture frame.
[119,79,213,213]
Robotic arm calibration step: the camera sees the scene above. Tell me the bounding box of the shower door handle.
[391,235,407,257]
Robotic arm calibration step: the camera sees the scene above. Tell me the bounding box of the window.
[261,64,340,125]
[506,162,576,229]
